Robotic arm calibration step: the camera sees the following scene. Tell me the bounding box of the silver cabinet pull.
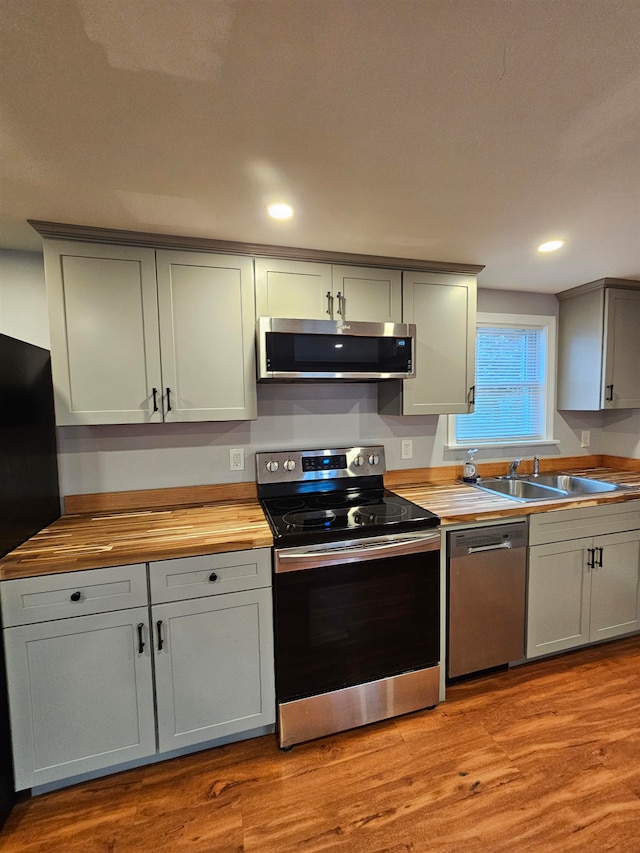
[326,291,334,316]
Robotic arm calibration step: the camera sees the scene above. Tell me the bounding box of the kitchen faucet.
[508,458,523,477]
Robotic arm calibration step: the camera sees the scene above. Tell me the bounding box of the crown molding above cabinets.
[28,220,485,277]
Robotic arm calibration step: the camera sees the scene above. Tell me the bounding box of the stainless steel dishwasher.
[447,521,528,679]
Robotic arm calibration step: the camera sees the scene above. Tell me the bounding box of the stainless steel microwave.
[256,317,416,381]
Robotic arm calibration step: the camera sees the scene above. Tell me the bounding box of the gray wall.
[0,249,630,499]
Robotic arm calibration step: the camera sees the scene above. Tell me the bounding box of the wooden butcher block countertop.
[1,457,639,582]
[0,499,273,581]
[393,467,640,525]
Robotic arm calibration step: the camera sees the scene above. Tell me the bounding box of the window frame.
[447,312,558,450]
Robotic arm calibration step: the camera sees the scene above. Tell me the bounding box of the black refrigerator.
[0,333,61,827]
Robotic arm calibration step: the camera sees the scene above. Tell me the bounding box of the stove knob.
[353,454,365,467]
[265,460,279,473]
[367,453,380,466]
[283,459,296,472]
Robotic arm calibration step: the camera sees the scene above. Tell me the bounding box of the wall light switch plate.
[581,430,591,448]
[401,439,413,460]
[230,448,245,471]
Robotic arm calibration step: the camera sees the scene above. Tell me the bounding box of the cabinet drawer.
[1,564,148,627]
[149,548,272,604]
[529,501,640,546]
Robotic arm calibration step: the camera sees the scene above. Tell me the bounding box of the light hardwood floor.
[3,636,640,852]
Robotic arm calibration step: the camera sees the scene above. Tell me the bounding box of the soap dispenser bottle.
[462,448,479,483]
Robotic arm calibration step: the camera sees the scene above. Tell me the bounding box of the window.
[449,313,557,448]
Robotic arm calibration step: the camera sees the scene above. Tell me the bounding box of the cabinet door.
[331,266,402,322]
[153,588,275,753]
[156,251,257,421]
[603,289,640,408]
[589,531,640,642]
[527,539,592,659]
[4,607,155,790]
[379,271,476,415]
[556,287,605,411]
[44,240,162,425]
[254,258,332,319]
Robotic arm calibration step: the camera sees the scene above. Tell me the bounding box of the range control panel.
[256,446,386,484]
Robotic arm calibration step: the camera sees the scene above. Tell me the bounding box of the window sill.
[445,439,561,451]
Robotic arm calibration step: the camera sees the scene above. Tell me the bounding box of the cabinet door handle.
[209,572,218,583]
[326,291,334,317]
[606,384,614,402]
[137,622,145,654]
[70,590,82,602]
[152,387,159,412]
[166,387,172,412]
[468,385,476,406]
[586,548,595,569]
[156,620,164,651]
[596,546,604,568]
[336,291,344,316]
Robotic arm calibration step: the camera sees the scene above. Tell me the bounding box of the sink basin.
[527,474,626,495]
[472,478,568,502]
[472,473,629,502]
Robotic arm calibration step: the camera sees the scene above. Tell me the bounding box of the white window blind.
[456,325,547,444]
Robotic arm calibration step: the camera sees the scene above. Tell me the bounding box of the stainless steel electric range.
[256,445,441,749]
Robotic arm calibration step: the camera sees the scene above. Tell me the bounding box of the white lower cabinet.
[153,588,274,752]
[4,606,156,790]
[527,504,640,659]
[1,549,275,791]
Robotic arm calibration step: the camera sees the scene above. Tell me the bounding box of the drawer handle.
[70,591,82,602]
[156,620,164,651]
[209,572,218,583]
[137,623,145,654]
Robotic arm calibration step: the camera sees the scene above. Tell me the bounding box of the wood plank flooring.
[3,636,640,852]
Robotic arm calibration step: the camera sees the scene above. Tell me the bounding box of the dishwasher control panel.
[448,521,528,556]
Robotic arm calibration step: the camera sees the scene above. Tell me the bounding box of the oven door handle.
[275,532,441,572]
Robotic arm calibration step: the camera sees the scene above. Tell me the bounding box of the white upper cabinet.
[44,240,162,425]
[155,251,257,423]
[254,258,402,322]
[557,279,640,410]
[330,265,402,323]
[378,271,477,415]
[254,259,332,319]
[44,240,257,425]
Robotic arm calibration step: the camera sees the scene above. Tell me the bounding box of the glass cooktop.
[260,487,440,546]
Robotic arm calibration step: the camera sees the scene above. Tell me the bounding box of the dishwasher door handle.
[466,542,513,555]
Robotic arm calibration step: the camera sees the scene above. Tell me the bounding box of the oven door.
[273,531,441,704]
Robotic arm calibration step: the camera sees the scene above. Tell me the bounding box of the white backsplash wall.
[1,249,633,498]
[600,409,640,459]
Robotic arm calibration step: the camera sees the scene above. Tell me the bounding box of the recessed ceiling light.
[537,239,565,253]
[267,203,294,220]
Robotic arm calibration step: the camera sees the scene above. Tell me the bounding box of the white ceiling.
[1,0,639,293]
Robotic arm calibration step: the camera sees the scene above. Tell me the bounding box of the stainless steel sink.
[472,478,568,502]
[472,473,629,502]
[527,474,626,495]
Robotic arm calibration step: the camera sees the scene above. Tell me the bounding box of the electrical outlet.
[401,439,413,460]
[229,448,245,471]
[581,430,591,448]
